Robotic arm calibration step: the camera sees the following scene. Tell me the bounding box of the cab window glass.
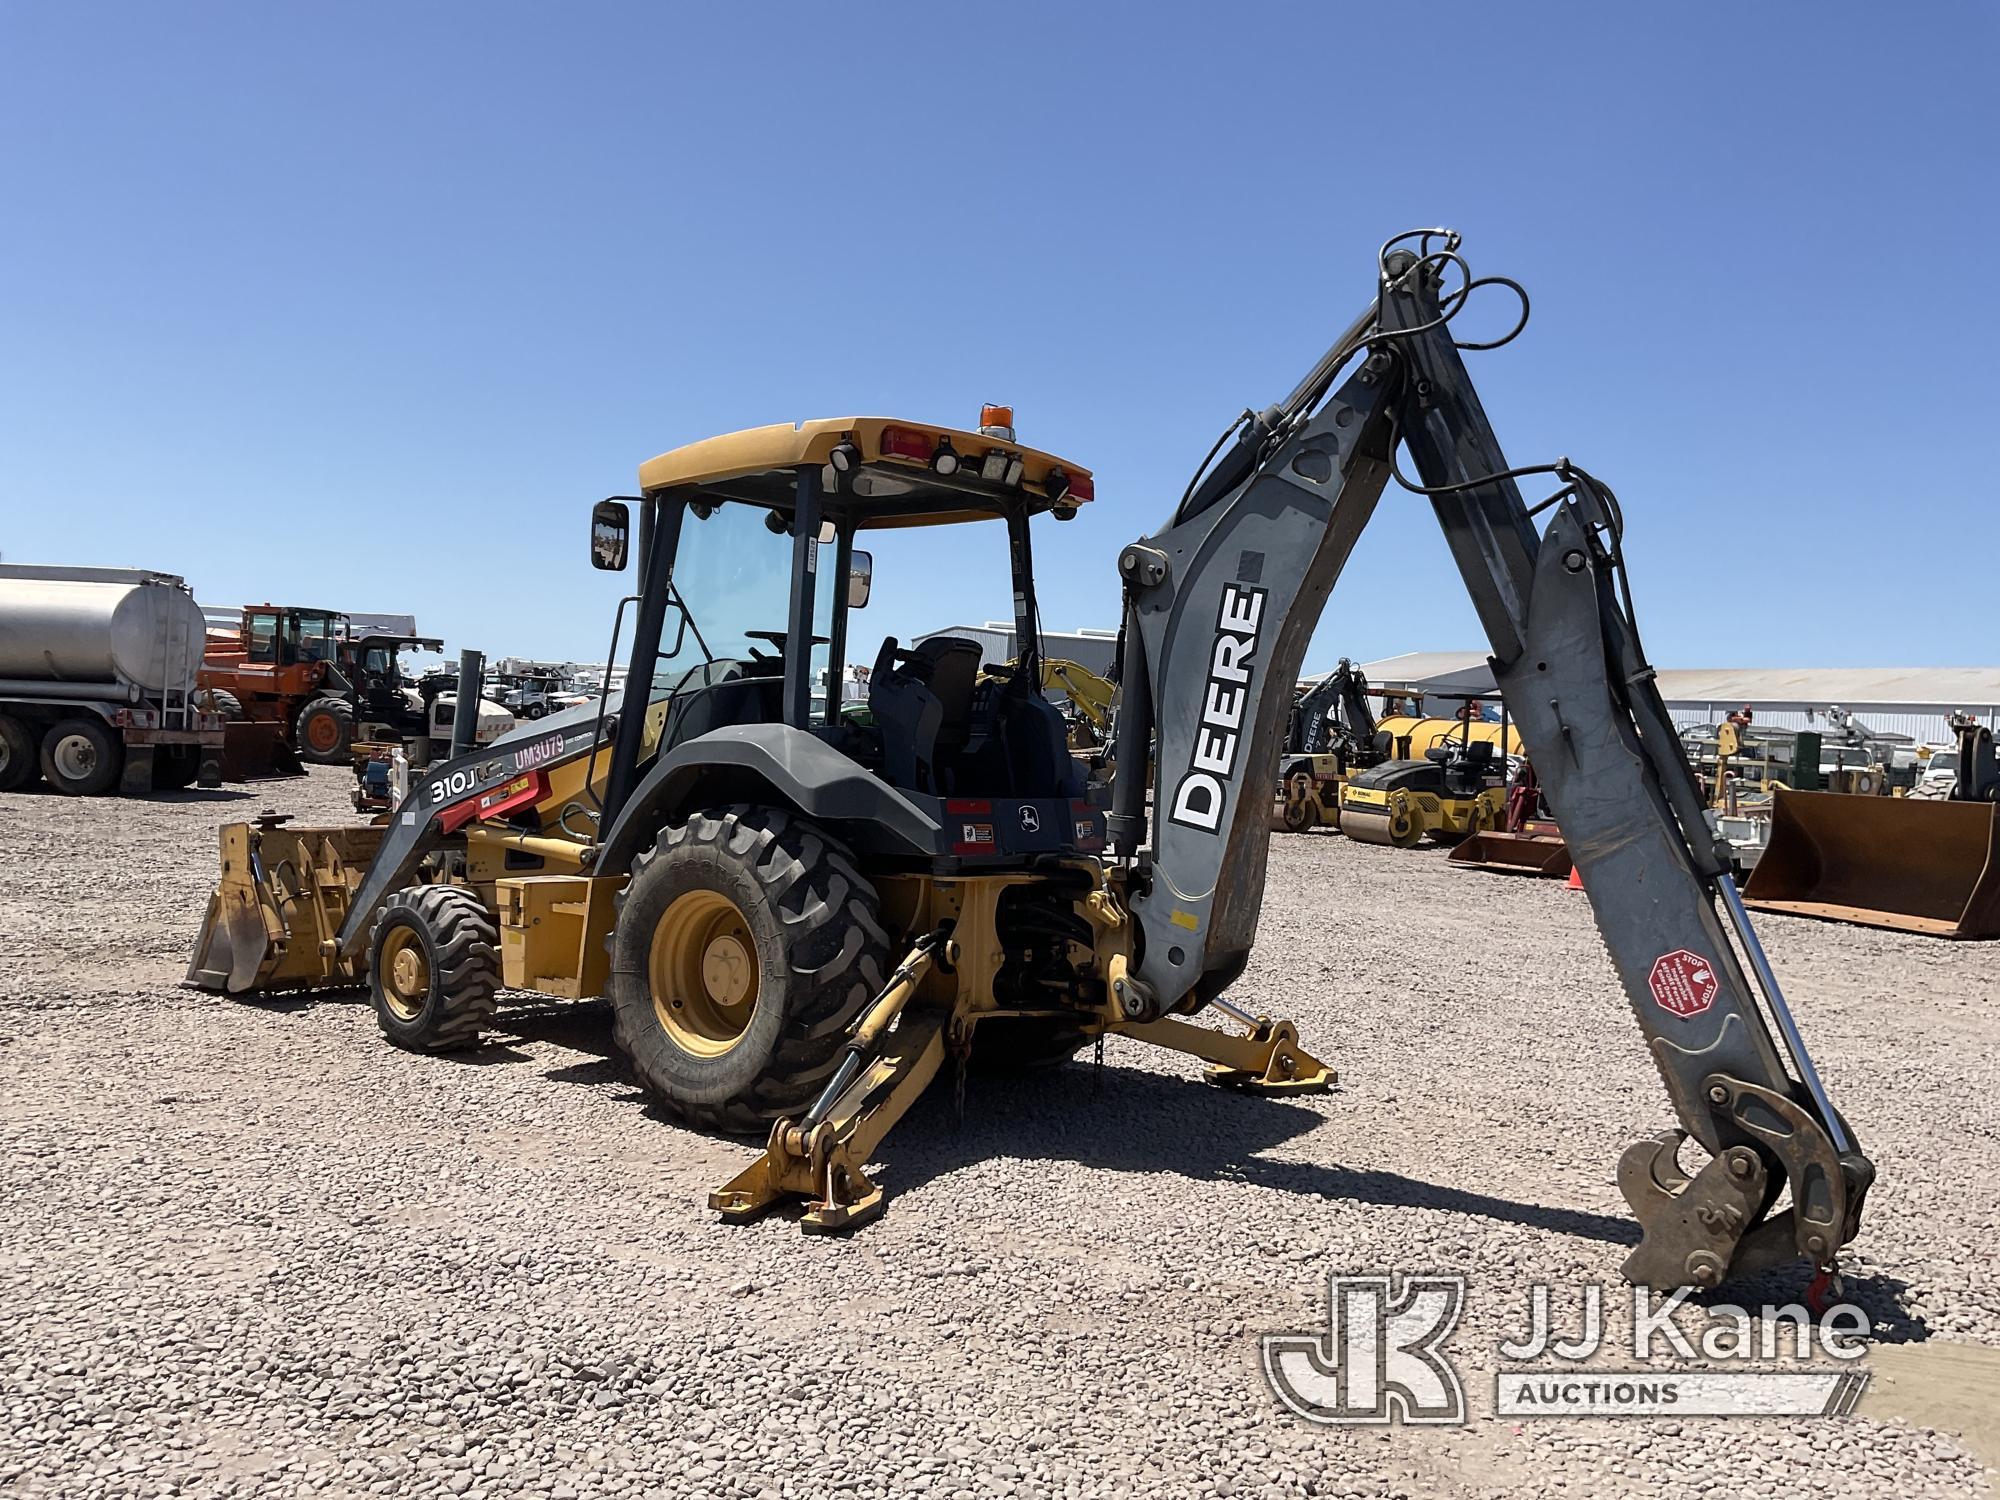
[246,612,279,663]
[296,614,333,662]
[652,503,793,697]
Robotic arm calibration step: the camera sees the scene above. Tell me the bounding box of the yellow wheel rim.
[1389,792,1420,846]
[379,927,430,1021]
[648,890,759,1057]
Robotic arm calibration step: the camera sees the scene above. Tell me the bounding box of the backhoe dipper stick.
[1109,235,1874,1289]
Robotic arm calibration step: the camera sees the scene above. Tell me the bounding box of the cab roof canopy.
[636,417,1094,530]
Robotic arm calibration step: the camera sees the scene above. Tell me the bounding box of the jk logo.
[1262,1274,1467,1425]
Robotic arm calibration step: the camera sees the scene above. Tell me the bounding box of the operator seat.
[1427,739,1496,797]
[870,636,984,793]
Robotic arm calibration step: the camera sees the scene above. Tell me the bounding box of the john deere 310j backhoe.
[190,230,1873,1297]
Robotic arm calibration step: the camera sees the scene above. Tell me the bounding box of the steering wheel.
[745,629,829,652]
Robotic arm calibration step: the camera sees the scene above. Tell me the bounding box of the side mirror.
[590,499,631,571]
[848,550,873,609]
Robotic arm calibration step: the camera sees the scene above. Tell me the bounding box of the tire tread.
[610,805,891,1135]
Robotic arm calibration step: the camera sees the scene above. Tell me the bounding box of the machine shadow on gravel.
[487,998,651,1097]
[1688,1264,1937,1344]
[904,1062,1644,1248]
[241,990,1934,1334]
[8,783,257,803]
[471,995,1641,1247]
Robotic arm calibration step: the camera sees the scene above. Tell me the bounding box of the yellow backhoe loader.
[1039,657,1116,754]
[191,232,1875,1297]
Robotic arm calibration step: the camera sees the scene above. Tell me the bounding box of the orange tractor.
[196,604,347,769]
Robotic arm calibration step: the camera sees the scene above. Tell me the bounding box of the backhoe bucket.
[1448,829,1573,879]
[1743,789,2000,939]
[186,820,387,993]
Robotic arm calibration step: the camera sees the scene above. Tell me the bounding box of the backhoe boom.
[1110,234,1873,1290]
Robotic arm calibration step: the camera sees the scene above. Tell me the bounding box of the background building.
[915,623,1120,679]
[1342,652,2000,747]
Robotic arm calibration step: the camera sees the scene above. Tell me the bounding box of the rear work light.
[932,438,960,476]
[879,425,934,462]
[1048,468,1094,504]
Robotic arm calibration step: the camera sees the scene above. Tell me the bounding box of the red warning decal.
[1649,948,1719,1018]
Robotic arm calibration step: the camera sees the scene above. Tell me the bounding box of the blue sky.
[3,4,1993,672]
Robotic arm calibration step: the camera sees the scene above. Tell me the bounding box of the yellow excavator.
[190,231,1875,1298]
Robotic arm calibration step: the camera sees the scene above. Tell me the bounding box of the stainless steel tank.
[0,568,209,693]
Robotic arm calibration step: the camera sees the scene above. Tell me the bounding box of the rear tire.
[970,1016,1091,1072]
[0,714,38,792]
[1280,775,1315,833]
[40,717,122,796]
[296,697,355,764]
[195,688,245,720]
[368,886,501,1052]
[153,746,200,790]
[609,806,890,1135]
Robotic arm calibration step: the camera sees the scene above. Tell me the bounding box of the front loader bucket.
[186,820,388,993]
[1743,789,2000,939]
[1448,829,1573,879]
[220,721,304,781]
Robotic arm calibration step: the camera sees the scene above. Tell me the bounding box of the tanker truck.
[0,565,225,795]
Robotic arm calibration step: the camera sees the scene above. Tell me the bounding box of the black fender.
[596,724,942,875]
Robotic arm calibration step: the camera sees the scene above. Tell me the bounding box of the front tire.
[609,806,890,1135]
[368,886,501,1052]
[296,697,355,764]
[40,717,122,796]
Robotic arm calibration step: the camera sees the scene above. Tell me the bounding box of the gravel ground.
[2,768,1996,1499]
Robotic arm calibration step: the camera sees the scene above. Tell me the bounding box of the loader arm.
[1110,234,1873,1289]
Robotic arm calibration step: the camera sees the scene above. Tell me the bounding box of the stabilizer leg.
[710,1008,951,1234]
[1122,1002,1335,1095]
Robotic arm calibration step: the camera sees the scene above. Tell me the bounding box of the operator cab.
[243,606,341,668]
[591,408,1100,865]
[346,633,448,715]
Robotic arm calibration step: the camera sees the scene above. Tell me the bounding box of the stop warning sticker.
[1649,948,1719,1018]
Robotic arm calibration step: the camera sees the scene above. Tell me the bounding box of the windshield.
[1930,752,1959,774]
[654,503,831,707]
[295,613,334,662]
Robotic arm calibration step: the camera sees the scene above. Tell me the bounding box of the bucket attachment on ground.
[1743,788,2000,940]
[1448,827,1573,878]
[220,721,304,781]
[186,817,387,993]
